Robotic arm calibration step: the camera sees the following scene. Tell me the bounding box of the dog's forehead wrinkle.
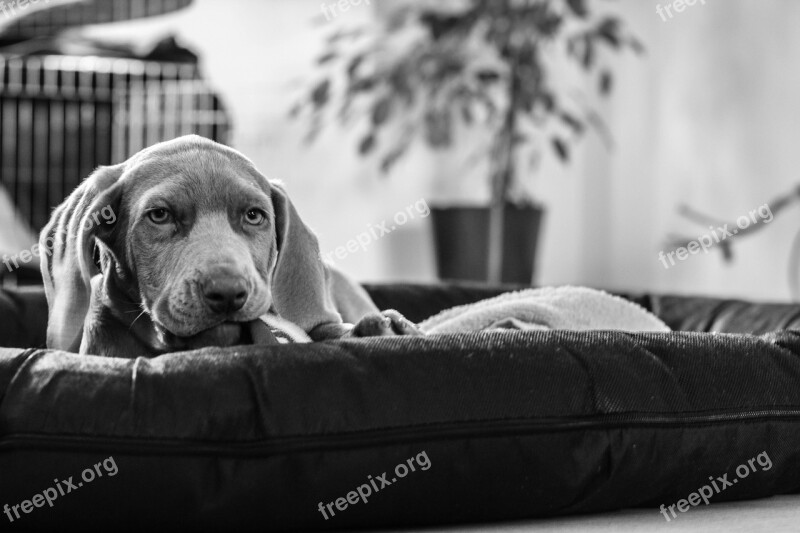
[188,178,270,216]
[125,147,238,186]
[120,144,270,219]
[137,181,189,207]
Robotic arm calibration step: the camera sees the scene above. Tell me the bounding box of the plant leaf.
[551,137,569,162]
[288,102,303,118]
[538,92,555,113]
[629,37,646,55]
[582,38,595,69]
[512,133,528,146]
[347,54,364,79]
[599,70,613,95]
[425,110,452,148]
[381,143,409,173]
[359,133,376,155]
[566,0,589,18]
[596,18,621,49]
[461,103,473,125]
[371,97,392,126]
[560,112,584,135]
[311,79,330,108]
[317,52,337,65]
[476,69,501,83]
[350,77,376,92]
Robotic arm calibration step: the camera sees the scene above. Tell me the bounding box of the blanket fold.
[258,314,312,344]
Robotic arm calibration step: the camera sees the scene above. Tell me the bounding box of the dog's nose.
[201,271,249,314]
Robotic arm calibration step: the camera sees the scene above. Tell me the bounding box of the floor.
[380,495,800,533]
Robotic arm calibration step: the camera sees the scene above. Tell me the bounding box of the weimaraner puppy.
[40,135,421,357]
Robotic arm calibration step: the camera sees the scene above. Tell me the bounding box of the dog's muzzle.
[200,266,250,315]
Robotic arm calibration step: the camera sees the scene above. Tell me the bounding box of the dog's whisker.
[128,309,148,331]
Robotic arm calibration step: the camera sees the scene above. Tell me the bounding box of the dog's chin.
[188,322,246,347]
[158,319,277,350]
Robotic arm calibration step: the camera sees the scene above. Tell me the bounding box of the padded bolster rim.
[3,329,800,448]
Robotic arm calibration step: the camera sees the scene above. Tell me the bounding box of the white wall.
[78,0,800,301]
[570,0,800,302]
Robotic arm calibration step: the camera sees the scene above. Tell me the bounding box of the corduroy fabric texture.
[1,284,800,531]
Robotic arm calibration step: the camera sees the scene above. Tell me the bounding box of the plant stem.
[487,114,514,283]
[487,4,519,283]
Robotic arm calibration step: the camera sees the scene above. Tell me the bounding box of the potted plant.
[292,0,642,283]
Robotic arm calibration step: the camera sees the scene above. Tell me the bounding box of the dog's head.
[41,135,341,353]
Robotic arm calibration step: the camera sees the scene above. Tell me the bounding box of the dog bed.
[1,283,800,532]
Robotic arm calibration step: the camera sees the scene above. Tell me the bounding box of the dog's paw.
[349,310,424,337]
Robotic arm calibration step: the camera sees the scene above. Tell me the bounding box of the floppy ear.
[269,181,343,333]
[40,164,125,352]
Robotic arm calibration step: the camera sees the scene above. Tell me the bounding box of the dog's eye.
[244,209,266,226]
[147,208,172,225]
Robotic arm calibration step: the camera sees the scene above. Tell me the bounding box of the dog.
[40,135,421,358]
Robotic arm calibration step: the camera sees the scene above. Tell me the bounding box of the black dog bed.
[1,283,800,532]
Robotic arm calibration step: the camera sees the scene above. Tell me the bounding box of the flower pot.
[431,204,543,284]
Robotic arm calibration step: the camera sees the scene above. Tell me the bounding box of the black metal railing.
[0,54,230,233]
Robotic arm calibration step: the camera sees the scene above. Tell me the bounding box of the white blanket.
[419,286,671,334]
